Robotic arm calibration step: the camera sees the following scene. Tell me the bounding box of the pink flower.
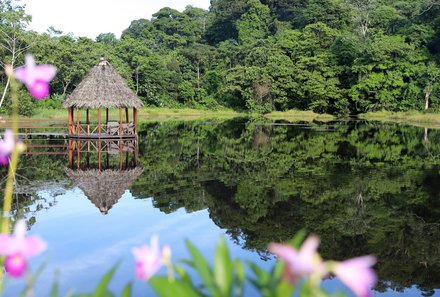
[132,235,169,281]
[333,256,377,297]
[268,235,324,283]
[0,129,14,166]
[14,55,56,100]
[0,220,47,278]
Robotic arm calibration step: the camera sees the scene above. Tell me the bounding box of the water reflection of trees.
[1,152,68,230]
[131,119,440,294]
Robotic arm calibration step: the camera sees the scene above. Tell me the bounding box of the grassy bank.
[139,107,243,121]
[359,111,440,127]
[264,110,335,122]
[1,108,336,122]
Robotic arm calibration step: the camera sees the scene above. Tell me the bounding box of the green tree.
[236,0,271,45]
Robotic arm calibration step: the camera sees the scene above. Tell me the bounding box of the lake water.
[1,118,439,296]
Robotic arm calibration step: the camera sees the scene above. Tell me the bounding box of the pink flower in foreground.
[14,54,56,100]
[0,220,47,278]
[268,235,324,283]
[333,256,377,297]
[132,235,170,281]
[0,129,14,166]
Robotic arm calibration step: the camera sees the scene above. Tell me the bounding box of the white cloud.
[22,0,210,39]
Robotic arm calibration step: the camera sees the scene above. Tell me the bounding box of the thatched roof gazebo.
[63,58,143,139]
[65,167,144,215]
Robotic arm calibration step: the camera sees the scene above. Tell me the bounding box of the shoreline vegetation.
[4,108,440,127]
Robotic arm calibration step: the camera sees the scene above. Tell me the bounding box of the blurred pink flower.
[0,129,14,166]
[0,220,47,278]
[333,255,377,297]
[14,54,56,100]
[132,235,169,281]
[269,235,324,283]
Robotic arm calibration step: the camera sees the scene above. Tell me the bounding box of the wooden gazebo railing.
[67,107,138,139]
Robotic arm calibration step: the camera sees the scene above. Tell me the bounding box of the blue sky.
[22,0,210,39]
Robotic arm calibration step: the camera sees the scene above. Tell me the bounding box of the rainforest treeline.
[1,0,440,115]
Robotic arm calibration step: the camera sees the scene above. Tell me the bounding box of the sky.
[21,0,211,39]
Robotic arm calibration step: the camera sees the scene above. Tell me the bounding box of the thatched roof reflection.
[63,59,143,109]
[65,167,144,215]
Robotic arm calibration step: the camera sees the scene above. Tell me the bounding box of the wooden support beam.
[76,107,80,135]
[125,107,129,123]
[119,140,123,170]
[133,108,137,135]
[98,140,102,171]
[71,108,74,134]
[77,140,81,170]
[68,140,74,168]
[98,108,101,136]
[106,108,109,125]
[86,109,90,135]
[119,107,123,136]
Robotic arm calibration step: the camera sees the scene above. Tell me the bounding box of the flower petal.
[13,220,27,240]
[0,234,14,255]
[0,129,15,155]
[334,256,377,297]
[13,67,28,85]
[34,65,57,82]
[22,236,47,257]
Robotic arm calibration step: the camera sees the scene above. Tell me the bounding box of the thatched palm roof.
[63,59,143,109]
[65,167,144,215]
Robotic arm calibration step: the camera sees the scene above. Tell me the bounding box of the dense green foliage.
[1,0,440,115]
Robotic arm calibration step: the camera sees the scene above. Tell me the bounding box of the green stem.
[0,72,20,293]
[1,74,19,234]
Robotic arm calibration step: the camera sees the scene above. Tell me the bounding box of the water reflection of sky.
[4,187,438,296]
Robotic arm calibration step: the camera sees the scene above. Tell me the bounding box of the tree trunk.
[0,76,11,108]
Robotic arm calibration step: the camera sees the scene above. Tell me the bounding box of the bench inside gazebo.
[64,58,143,139]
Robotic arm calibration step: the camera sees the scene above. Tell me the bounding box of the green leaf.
[92,264,119,297]
[185,240,218,295]
[233,259,245,297]
[274,281,295,297]
[248,261,270,285]
[288,229,306,249]
[150,277,202,297]
[121,283,132,297]
[234,259,245,287]
[175,265,194,286]
[50,270,60,297]
[272,261,285,282]
[213,237,233,296]
[20,260,47,297]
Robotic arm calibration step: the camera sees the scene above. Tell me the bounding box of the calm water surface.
[2,118,439,296]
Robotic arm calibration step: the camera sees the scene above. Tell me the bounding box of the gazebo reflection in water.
[66,139,143,215]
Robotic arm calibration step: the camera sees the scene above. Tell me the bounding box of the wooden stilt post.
[98,108,101,137]
[119,107,123,136]
[68,140,74,168]
[98,140,102,171]
[125,107,129,123]
[86,109,90,135]
[119,140,123,170]
[67,107,72,134]
[71,108,75,135]
[76,107,80,135]
[77,140,81,170]
[134,139,138,164]
[133,108,137,135]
